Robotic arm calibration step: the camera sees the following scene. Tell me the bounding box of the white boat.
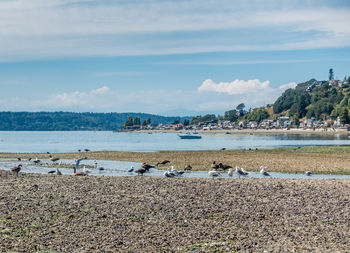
[178,132,202,139]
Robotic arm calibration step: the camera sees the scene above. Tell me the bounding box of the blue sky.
[0,0,350,116]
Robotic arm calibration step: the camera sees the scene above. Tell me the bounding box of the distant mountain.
[0,111,192,131]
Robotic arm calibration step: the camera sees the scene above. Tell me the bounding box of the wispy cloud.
[0,0,349,61]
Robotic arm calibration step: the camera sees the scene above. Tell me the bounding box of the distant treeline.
[0,112,191,131]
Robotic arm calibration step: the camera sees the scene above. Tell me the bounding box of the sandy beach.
[0,170,349,252]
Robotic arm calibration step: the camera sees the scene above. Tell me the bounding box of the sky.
[0,0,350,116]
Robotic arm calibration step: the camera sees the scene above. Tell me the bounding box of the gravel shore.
[0,170,349,252]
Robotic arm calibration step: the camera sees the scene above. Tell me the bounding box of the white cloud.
[198,79,271,95]
[279,82,297,90]
[0,0,349,60]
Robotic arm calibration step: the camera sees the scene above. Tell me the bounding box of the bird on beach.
[184,165,192,172]
[156,160,170,166]
[218,163,232,171]
[228,168,233,177]
[33,158,41,165]
[128,166,134,172]
[235,166,248,178]
[211,161,220,170]
[75,157,86,168]
[84,149,90,152]
[11,164,22,175]
[17,158,21,161]
[135,168,147,176]
[164,168,176,177]
[141,162,155,171]
[305,171,312,176]
[48,170,55,174]
[83,166,92,174]
[49,155,60,163]
[73,167,87,176]
[56,168,62,175]
[260,166,271,177]
[241,168,249,176]
[94,160,104,171]
[208,170,220,178]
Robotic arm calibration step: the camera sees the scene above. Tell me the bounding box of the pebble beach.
[1,170,349,252]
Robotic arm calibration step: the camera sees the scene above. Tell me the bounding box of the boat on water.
[178,132,202,139]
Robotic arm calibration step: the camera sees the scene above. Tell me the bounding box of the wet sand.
[0,170,349,252]
[1,146,350,174]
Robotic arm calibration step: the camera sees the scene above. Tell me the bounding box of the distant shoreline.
[137,128,350,136]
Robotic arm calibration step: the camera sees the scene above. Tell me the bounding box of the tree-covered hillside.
[273,78,350,122]
[0,112,190,131]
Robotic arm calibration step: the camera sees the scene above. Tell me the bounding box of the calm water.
[0,131,349,153]
[2,158,350,179]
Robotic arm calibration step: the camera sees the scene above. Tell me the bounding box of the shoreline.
[137,127,350,136]
[1,146,350,175]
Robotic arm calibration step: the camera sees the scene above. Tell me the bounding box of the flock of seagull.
[9,155,313,178]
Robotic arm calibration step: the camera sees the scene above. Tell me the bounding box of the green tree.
[173,119,180,124]
[340,107,350,124]
[183,119,190,126]
[146,117,151,125]
[133,117,141,125]
[224,109,238,122]
[124,116,134,127]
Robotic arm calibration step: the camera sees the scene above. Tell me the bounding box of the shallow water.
[2,158,350,180]
[0,131,350,153]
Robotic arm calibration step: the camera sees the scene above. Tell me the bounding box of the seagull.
[305,171,312,176]
[260,166,271,177]
[208,170,220,178]
[11,164,22,175]
[94,160,104,171]
[164,169,175,178]
[241,168,249,176]
[235,166,247,178]
[228,168,233,177]
[75,157,85,168]
[33,158,41,165]
[128,166,134,172]
[73,167,87,176]
[83,166,92,174]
